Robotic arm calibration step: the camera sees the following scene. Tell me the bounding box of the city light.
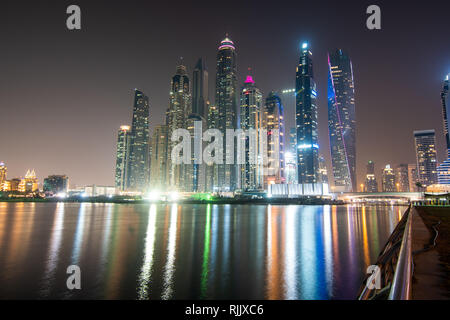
[169,191,179,202]
[302,42,308,49]
[147,190,160,202]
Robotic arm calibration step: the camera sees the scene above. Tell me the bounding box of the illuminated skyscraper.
[296,42,319,186]
[438,74,450,184]
[407,164,418,192]
[205,104,219,191]
[239,75,263,191]
[166,64,191,190]
[192,58,209,119]
[0,162,6,188]
[414,130,438,187]
[263,91,285,188]
[381,164,395,192]
[365,160,378,192]
[18,169,38,193]
[215,36,238,191]
[395,164,410,192]
[127,89,150,192]
[115,125,130,191]
[150,124,169,191]
[43,175,69,195]
[327,49,356,192]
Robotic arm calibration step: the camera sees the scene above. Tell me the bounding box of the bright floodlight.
[169,191,179,201]
[302,42,308,49]
[56,192,66,199]
[147,190,160,202]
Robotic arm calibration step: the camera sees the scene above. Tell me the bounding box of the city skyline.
[0,1,449,188]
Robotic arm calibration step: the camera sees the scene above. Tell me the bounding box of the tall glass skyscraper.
[127,89,150,192]
[295,42,319,185]
[192,58,209,119]
[327,49,356,192]
[414,130,438,187]
[149,124,168,191]
[263,91,285,188]
[239,75,263,191]
[166,64,191,190]
[115,125,130,191]
[438,74,450,184]
[215,36,238,191]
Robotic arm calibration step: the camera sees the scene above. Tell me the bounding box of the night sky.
[0,0,449,188]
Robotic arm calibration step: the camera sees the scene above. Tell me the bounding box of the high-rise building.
[288,128,297,154]
[43,175,69,195]
[296,42,319,186]
[395,164,409,192]
[239,75,263,191]
[185,114,206,192]
[365,160,378,192]
[327,49,357,192]
[407,164,418,192]
[263,91,285,188]
[318,155,329,185]
[0,162,6,188]
[149,124,169,191]
[127,89,150,192]
[166,64,191,190]
[205,104,219,191]
[438,74,450,184]
[18,169,39,193]
[115,125,130,191]
[192,58,209,119]
[215,36,238,191]
[382,164,396,192]
[414,130,438,187]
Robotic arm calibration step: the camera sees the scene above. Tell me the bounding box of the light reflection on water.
[0,203,406,299]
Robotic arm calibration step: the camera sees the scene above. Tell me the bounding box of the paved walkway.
[411,207,448,299]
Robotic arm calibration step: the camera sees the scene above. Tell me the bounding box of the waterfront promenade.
[412,206,450,299]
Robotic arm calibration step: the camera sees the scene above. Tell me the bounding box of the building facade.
[327,49,356,192]
[382,164,396,192]
[296,42,320,186]
[239,75,263,191]
[414,130,438,187]
[127,89,150,192]
[395,164,409,192]
[364,160,378,192]
[263,91,285,189]
[115,125,130,191]
[407,164,418,192]
[166,64,191,190]
[43,175,69,195]
[438,74,450,184]
[149,124,169,191]
[0,162,6,188]
[215,36,238,191]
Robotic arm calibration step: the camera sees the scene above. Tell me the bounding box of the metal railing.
[358,205,413,300]
[387,206,413,299]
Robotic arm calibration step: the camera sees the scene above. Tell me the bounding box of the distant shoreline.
[0,197,409,206]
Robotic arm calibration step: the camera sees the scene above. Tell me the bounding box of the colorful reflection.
[0,203,407,299]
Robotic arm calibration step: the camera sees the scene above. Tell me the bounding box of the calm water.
[0,202,406,299]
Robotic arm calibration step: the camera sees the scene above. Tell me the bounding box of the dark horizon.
[0,0,449,187]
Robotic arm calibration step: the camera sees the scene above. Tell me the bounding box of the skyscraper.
[192,58,209,119]
[215,36,238,191]
[438,74,450,184]
[115,125,130,191]
[382,164,396,192]
[239,75,263,191]
[166,64,191,190]
[414,130,438,187]
[365,160,378,192]
[43,175,69,195]
[296,42,319,186]
[0,162,6,188]
[149,124,168,191]
[263,91,285,188]
[127,89,150,192]
[327,49,356,192]
[395,164,410,192]
[407,164,418,192]
[205,104,219,191]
